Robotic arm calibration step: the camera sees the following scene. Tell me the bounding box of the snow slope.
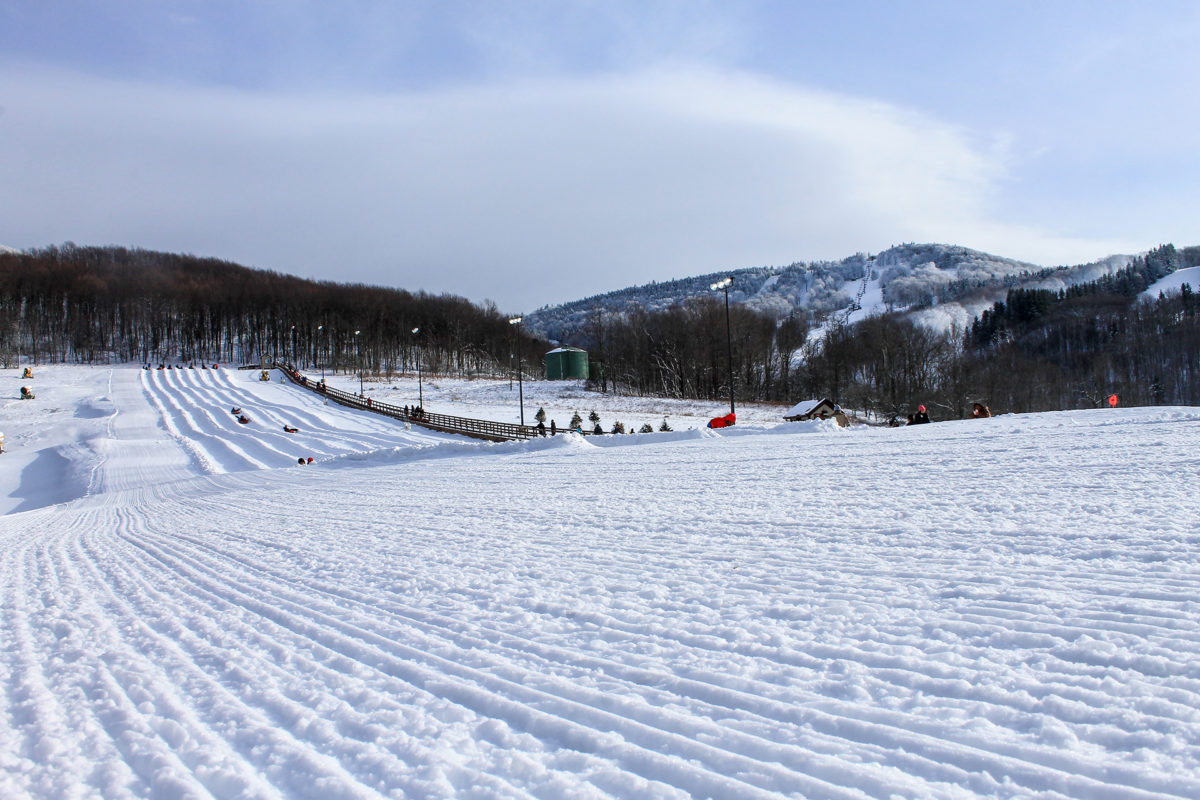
[2,366,1199,798]
[0,366,465,515]
[1144,266,1200,299]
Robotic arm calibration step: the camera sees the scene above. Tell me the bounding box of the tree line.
[0,244,546,380]
[582,244,1200,418]
[5,242,1197,419]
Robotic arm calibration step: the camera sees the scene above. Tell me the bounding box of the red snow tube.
[707,412,736,428]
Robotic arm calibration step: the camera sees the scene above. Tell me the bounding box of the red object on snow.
[707,412,736,429]
[1108,393,1119,408]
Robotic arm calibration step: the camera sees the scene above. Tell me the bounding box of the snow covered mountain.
[525,243,1139,341]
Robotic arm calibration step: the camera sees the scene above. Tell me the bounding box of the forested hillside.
[524,243,1129,343]
[0,244,546,379]
[3,242,1196,420]
[578,245,1200,418]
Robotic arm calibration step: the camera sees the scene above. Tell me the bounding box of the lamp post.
[354,329,363,397]
[509,316,525,426]
[411,327,423,410]
[711,277,735,417]
[316,325,324,378]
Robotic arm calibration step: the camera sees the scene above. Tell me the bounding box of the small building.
[783,398,848,427]
[545,347,589,380]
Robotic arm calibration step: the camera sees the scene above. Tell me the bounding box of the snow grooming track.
[73,507,401,798]
[3,370,1200,799]
[116,520,1175,800]
[101,527,864,799]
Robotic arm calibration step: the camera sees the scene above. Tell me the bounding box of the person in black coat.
[909,405,931,424]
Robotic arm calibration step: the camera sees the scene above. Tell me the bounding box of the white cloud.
[0,64,1135,310]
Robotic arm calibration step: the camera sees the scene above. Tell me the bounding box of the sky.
[1,1,1198,312]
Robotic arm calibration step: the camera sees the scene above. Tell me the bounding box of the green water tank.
[545,347,589,380]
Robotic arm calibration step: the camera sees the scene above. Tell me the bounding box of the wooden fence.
[271,361,544,442]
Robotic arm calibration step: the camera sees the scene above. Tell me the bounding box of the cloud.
[0,64,1133,310]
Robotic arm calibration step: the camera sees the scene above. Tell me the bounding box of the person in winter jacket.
[972,403,992,418]
[909,405,931,424]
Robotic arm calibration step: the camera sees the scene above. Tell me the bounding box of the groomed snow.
[1144,266,1200,299]
[2,365,1199,798]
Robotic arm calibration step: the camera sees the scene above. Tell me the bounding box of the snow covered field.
[2,365,1199,798]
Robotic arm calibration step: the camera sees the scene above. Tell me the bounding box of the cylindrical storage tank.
[545,347,589,380]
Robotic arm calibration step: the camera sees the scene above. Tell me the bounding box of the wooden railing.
[271,361,544,442]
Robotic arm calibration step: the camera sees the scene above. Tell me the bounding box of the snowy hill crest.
[526,243,1137,341]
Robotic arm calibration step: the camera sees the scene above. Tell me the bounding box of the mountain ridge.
[524,243,1146,342]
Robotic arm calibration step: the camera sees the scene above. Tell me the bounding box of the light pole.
[316,325,324,378]
[711,277,735,417]
[509,316,525,426]
[411,327,423,410]
[354,329,363,397]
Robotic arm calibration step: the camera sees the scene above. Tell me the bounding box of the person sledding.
[707,412,736,429]
[20,386,35,400]
[908,405,931,424]
[237,414,251,424]
[283,424,299,433]
[231,406,242,414]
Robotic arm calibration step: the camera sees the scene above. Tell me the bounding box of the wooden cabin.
[783,398,849,427]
